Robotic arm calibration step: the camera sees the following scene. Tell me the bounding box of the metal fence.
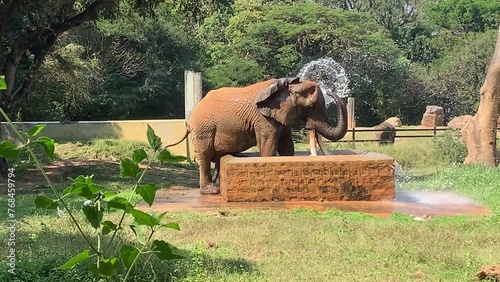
[344,126,449,143]
[291,126,451,145]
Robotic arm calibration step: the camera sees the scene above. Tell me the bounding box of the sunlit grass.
[1,135,499,281]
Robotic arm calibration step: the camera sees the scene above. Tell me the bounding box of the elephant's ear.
[256,77,300,103]
[255,77,301,125]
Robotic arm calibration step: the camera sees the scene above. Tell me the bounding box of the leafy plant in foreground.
[0,91,187,280]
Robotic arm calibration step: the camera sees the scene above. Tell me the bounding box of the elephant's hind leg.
[198,157,220,195]
[192,132,220,195]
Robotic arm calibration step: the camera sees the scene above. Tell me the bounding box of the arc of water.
[297,57,350,155]
[296,57,350,106]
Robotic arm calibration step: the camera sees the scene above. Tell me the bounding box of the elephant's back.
[190,79,276,123]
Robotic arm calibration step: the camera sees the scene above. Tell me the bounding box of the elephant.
[166,77,348,195]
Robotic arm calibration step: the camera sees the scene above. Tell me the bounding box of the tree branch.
[0,0,113,109]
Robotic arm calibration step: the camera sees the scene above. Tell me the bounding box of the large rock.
[374,122,396,144]
[384,117,402,127]
[420,105,445,127]
[447,115,473,130]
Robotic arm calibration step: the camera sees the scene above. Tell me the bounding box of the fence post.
[347,97,355,149]
[352,126,356,149]
[184,70,202,161]
[347,97,355,130]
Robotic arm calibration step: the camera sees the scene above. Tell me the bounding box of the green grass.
[1,136,499,281]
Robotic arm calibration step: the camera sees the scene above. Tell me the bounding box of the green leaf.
[162,222,181,231]
[132,149,148,164]
[106,197,133,211]
[73,175,89,183]
[0,141,20,159]
[158,149,187,163]
[27,125,46,137]
[120,244,140,269]
[65,182,101,200]
[136,184,156,207]
[33,137,55,160]
[120,158,141,179]
[147,124,162,151]
[152,240,184,260]
[57,249,91,270]
[0,75,6,90]
[34,195,58,209]
[101,220,118,235]
[103,191,118,200]
[82,205,102,229]
[89,257,120,278]
[157,211,169,223]
[129,208,158,227]
[129,225,147,245]
[62,186,72,196]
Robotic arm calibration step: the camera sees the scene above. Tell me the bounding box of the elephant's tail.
[165,127,190,148]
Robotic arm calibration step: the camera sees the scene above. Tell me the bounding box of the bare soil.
[0,158,199,192]
[476,264,500,281]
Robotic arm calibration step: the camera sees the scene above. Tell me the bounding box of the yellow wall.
[0,120,191,159]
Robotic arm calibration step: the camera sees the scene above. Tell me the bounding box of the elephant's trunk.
[307,90,348,142]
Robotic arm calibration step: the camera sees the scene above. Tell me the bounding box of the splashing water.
[296,57,350,106]
[393,161,475,205]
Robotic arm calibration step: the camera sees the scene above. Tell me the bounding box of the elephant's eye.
[309,104,314,109]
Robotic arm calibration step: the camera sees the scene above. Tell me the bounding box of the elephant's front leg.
[257,132,279,157]
[277,128,294,156]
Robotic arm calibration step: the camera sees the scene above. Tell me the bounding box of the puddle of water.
[396,191,475,205]
[138,188,492,218]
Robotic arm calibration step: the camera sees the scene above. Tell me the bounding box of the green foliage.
[432,130,468,164]
[0,75,6,90]
[419,29,497,119]
[7,0,500,127]
[0,141,20,159]
[428,0,500,33]
[0,118,188,281]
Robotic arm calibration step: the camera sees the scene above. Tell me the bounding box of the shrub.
[432,130,468,164]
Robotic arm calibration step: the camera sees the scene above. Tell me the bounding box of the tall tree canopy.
[1,0,500,126]
[0,0,231,113]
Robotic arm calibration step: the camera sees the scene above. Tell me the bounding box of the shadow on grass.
[0,228,255,282]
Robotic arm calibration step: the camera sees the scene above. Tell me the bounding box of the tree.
[212,3,412,125]
[427,0,500,34]
[0,0,231,176]
[461,24,500,167]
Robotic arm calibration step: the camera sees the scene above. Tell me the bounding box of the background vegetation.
[2,0,500,126]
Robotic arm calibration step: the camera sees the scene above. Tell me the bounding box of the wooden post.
[352,127,356,149]
[184,70,202,161]
[347,97,355,129]
[347,97,355,149]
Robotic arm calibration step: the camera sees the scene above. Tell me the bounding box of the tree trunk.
[461,25,500,167]
[0,114,8,178]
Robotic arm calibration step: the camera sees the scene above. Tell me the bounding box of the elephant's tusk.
[308,129,318,156]
[316,132,331,155]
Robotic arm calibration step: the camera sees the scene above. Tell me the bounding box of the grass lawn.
[0,135,499,281]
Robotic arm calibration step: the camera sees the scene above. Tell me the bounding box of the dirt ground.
[0,158,199,192]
